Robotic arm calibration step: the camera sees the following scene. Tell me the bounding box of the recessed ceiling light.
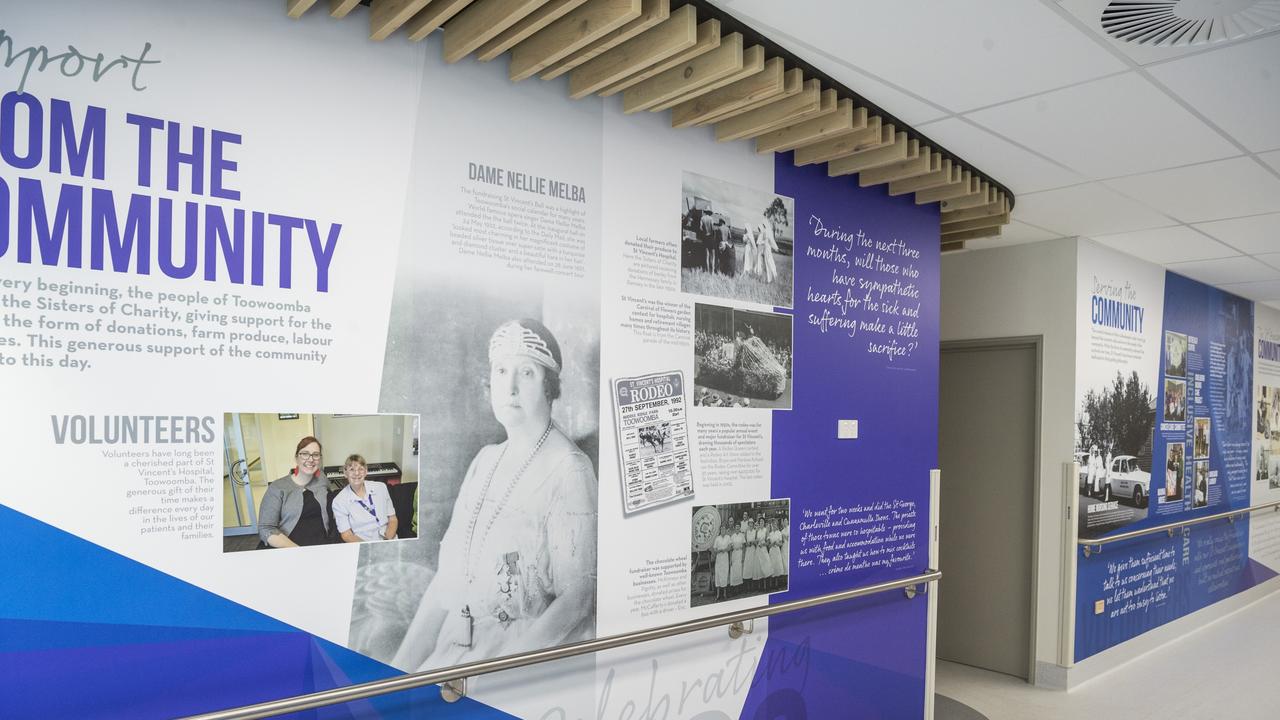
[1100,0,1280,47]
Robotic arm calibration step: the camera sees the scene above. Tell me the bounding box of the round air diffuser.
[1100,0,1280,46]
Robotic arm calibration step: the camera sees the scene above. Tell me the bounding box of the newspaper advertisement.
[612,371,694,513]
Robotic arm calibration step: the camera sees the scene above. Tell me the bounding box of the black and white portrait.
[680,171,795,308]
[350,275,600,670]
[1194,460,1209,508]
[690,499,790,608]
[1194,417,1211,460]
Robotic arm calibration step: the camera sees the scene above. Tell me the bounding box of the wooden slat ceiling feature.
[941,180,995,212]
[654,43,763,111]
[476,0,590,61]
[287,0,320,19]
[714,78,821,141]
[509,0,642,81]
[941,195,1008,224]
[568,4,696,98]
[670,55,783,128]
[283,0,1015,246]
[940,211,1009,234]
[622,31,743,113]
[330,0,363,18]
[792,113,879,166]
[443,0,547,62]
[888,158,954,196]
[598,17,720,96]
[755,96,854,154]
[916,170,976,205]
[539,0,670,79]
[370,0,433,39]
[402,0,477,39]
[942,225,1001,243]
[858,146,935,187]
[827,130,910,177]
[695,66,801,126]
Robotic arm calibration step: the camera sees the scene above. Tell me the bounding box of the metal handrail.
[180,567,941,720]
[1078,499,1280,554]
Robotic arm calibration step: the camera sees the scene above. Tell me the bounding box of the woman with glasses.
[332,453,397,543]
[257,436,334,548]
[393,318,597,671]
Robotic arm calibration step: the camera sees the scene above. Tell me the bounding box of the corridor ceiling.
[712,0,1280,310]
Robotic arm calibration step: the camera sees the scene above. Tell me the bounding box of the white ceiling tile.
[1148,33,1280,153]
[966,73,1239,179]
[1092,226,1240,264]
[1166,255,1280,286]
[714,0,1126,112]
[1260,252,1280,270]
[1193,213,1280,254]
[1221,280,1280,302]
[1104,156,1280,223]
[1261,150,1280,174]
[1268,301,1280,311]
[1012,183,1174,236]
[916,118,1083,194]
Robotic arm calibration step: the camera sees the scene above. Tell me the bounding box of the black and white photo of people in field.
[681,171,795,308]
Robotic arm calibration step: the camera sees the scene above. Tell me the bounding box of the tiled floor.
[936,589,1280,720]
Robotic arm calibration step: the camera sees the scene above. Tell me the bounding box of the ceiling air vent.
[1101,0,1280,46]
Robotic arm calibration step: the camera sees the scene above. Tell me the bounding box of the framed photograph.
[680,171,795,308]
[1164,378,1186,423]
[1164,331,1188,378]
[693,303,793,410]
[690,499,790,608]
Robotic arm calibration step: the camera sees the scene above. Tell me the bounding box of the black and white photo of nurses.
[689,499,789,607]
[1194,460,1209,508]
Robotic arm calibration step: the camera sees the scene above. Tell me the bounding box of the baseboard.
[1041,575,1280,690]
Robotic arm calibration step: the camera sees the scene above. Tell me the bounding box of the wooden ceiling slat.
[941,239,966,252]
[941,180,994,211]
[714,79,822,142]
[792,114,879,165]
[476,0,590,61]
[858,147,936,187]
[942,225,1001,243]
[622,31,743,113]
[597,18,720,96]
[287,0,320,18]
[371,0,434,39]
[888,158,953,196]
[509,0,642,81]
[652,43,762,111]
[755,97,853,154]
[828,130,910,177]
[329,0,362,18]
[695,66,800,125]
[941,195,1007,224]
[914,169,973,204]
[670,56,783,128]
[540,0,670,79]
[443,0,548,62]
[940,211,1010,234]
[568,5,697,99]
[405,0,476,40]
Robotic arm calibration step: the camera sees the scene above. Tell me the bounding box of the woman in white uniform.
[392,319,597,671]
[767,519,785,590]
[729,521,745,597]
[753,514,771,592]
[332,454,397,543]
[713,524,731,601]
[741,518,760,589]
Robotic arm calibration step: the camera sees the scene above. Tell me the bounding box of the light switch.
[837,419,858,439]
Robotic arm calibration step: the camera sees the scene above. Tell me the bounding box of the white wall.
[940,238,1078,673]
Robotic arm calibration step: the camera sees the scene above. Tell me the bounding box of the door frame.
[940,335,1043,684]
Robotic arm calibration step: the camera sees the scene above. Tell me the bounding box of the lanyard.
[354,492,378,521]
